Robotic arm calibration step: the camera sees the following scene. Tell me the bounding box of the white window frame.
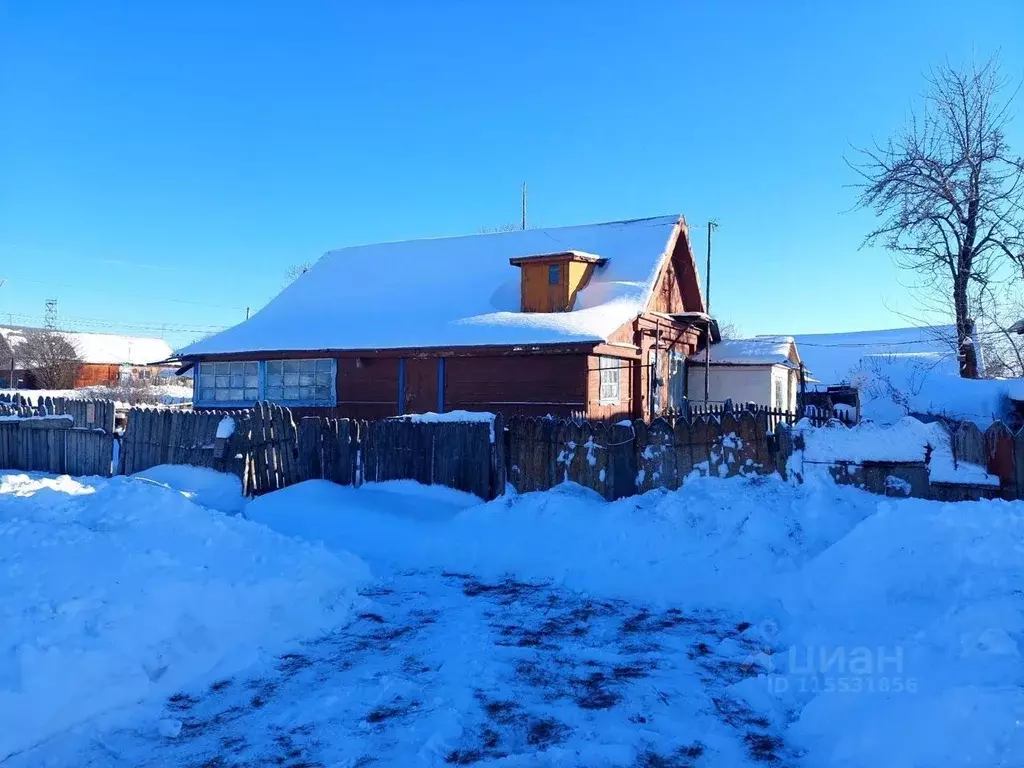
[598,356,621,405]
[773,376,785,410]
[193,358,337,408]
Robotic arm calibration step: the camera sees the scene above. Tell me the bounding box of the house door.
[668,351,685,412]
[648,349,662,419]
[404,358,439,414]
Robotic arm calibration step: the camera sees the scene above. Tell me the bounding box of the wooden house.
[176,215,716,421]
[0,326,175,389]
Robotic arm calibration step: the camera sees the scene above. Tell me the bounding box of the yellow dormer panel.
[509,251,607,313]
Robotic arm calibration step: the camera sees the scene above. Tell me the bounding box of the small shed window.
[548,263,560,285]
[197,361,259,404]
[598,356,620,404]
[265,358,335,405]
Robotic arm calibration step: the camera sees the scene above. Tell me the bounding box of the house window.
[194,359,336,407]
[774,377,785,410]
[599,356,620,404]
[265,358,335,405]
[198,361,259,404]
[548,263,560,285]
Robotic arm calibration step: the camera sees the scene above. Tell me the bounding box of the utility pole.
[703,221,717,403]
[521,182,527,230]
[245,306,251,321]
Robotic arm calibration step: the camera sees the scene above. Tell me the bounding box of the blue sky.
[1,1,1022,350]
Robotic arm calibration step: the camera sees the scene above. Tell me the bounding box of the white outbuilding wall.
[687,363,798,411]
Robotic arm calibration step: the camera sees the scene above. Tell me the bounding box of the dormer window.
[509,250,608,313]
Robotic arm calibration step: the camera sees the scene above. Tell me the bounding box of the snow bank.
[783,326,1024,425]
[249,474,1024,766]
[793,325,958,386]
[248,476,873,611]
[0,472,368,760]
[771,496,1024,766]
[133,464,246,513]
[796,417,999,486]
[849,357,1020,426]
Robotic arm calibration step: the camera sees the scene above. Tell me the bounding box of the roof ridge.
[320,214,683,256]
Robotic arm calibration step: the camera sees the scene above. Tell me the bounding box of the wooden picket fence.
[506,411,778,500]
[119,403,502,499]
[2,392,1023,504]
[684,402,854,431]
[0,393,116,432]
[0,393,116,477]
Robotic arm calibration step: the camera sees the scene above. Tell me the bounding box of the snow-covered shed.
[687,336,802,412]
[177,215,712,421]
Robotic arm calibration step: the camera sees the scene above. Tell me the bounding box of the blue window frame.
[194,359,337,408]
[196,360,259,405]
[548,263,560,285]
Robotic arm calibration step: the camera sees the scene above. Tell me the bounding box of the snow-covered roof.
[0,326,174,366]
[179,215,692,356]
[789,326,958,386]
[688,336,799,367]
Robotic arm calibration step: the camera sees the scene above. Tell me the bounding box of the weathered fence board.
[985,421,1016,499]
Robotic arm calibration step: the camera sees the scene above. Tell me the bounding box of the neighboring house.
[175,215,714,421]
[790,325,959,387]
[687,336,802,412]
[0,326,175,389]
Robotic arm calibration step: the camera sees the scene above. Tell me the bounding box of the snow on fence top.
[392,410,497,442]
[795,417,999,487]
[178,215,687,356]
[0,326,173,366]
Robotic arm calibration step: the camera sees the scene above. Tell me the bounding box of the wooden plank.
[298,417,322,482]
[954,421,986,467]
[490,413,506,499]
[985,421,1016,499]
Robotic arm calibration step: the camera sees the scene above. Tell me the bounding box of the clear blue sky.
[1,1,1022,349]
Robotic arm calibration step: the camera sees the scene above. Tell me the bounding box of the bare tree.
[285,262,313,284]
[17,330,82,389]
[717,321,742,340]
[0,334,14,388]
[479,222,522,234]
[851,56,1024,378]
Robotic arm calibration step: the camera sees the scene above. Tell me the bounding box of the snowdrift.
[250,476,1024,766]
[0,471,368,760]
[5,460,1024,766]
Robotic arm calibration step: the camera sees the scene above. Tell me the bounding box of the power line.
[0,311,227,336]
[0,274,247,311]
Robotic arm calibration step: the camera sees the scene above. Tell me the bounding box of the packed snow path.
[22,569,788,767]
[8,470,1024,766]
